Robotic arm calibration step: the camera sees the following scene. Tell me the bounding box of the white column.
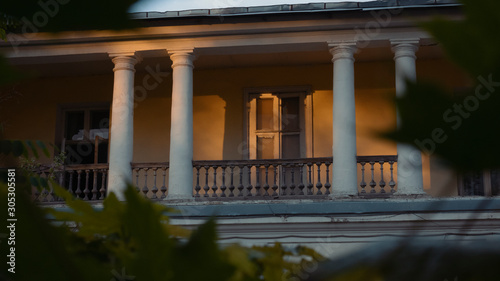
[167,49,195,199]
[329,43,358,197]
[391,39,425,195]
[107,53,140,200]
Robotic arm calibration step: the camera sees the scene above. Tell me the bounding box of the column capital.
[109,52,141,72]
[168,48,196,69]
[391,39,420,60]
[328,41,357,62]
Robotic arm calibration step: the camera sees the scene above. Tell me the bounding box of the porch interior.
[2,43,471,201]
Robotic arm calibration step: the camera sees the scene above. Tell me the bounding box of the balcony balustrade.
[31,156,397,203]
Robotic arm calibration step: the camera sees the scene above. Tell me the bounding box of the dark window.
[460,169,500,196]
[461,171,485,196]
[59,105,110,165]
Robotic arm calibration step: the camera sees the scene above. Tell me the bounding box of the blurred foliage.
[0,181,323,281]
[0,0,141,97]
[2,144,323,281]
[0,12,21,41]
[384,0,500,172]
[2,0,138,33]
[19,149,65,190]
[308,241,500,281]
[0,56,25,86]
[0,139,54,190]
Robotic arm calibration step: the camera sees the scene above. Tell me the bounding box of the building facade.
[2,1,499,258]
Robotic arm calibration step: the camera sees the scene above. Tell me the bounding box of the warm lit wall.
[132,73,172,163]
[1,56,469,194]
[1,75,113,164]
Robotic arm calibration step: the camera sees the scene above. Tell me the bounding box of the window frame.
[458,170,499,196]
[55,102,111,164]
[243,86,313,160]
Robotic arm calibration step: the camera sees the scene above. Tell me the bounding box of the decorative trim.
[390,38,420,46]
[110,54,141,72]
[391,39,420,60]
[327,42,357,62]
[244,85,313,95]
[168,48,196,69]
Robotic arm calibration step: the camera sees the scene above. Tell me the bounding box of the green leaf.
[171,218,235,281]
[0,140,29,162]
[39,176,49,188]
[224,245,258,281]
[25,139,39,158]
[12,140,26,157]
[384,0,500,171]
[0,180,112,281]
[384,78,500,171]
[420,1,500,78]
[117,185,176,280]
[0,55,25,85]
[2,0,139,32]
[49,185,118,239]
[29,175,40,187]
[0,27,6,41]
[36,140,50,157]
[0,139,12,154]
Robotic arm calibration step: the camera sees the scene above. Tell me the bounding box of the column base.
[394,190,429,196]
[330,190,358,199]
[165,193,195,201]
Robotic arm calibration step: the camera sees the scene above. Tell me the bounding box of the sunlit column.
[391,39,425,195]
[329,42,358,197]
[107,53,140,200]
[167,49,195,199]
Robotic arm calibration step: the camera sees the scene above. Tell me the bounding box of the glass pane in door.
[257,98,274,130]
[257,136,274,160]
[281,97,300,131]
[65,111,85,140]
[281,134,300,194]
[282,134,300,159]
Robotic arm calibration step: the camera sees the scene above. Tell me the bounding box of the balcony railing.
[193,156,397,199]
[132,162,169,199]
[193,158,332,198]
[32,155,397,202]
[32,163,108,202]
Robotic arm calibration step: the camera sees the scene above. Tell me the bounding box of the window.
[459,170,500,196]
[452,88,499,197]
[57,103,110,165]
[245,86,313,160]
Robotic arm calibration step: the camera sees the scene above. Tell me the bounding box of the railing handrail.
[192,155,397,167]
[131,162,169,169]
[357,155,397,162]
[34,155,397,172]
[193,157,331,167]
[64,163,109,170]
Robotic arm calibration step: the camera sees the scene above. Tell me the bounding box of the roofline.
[129,0,460,20]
